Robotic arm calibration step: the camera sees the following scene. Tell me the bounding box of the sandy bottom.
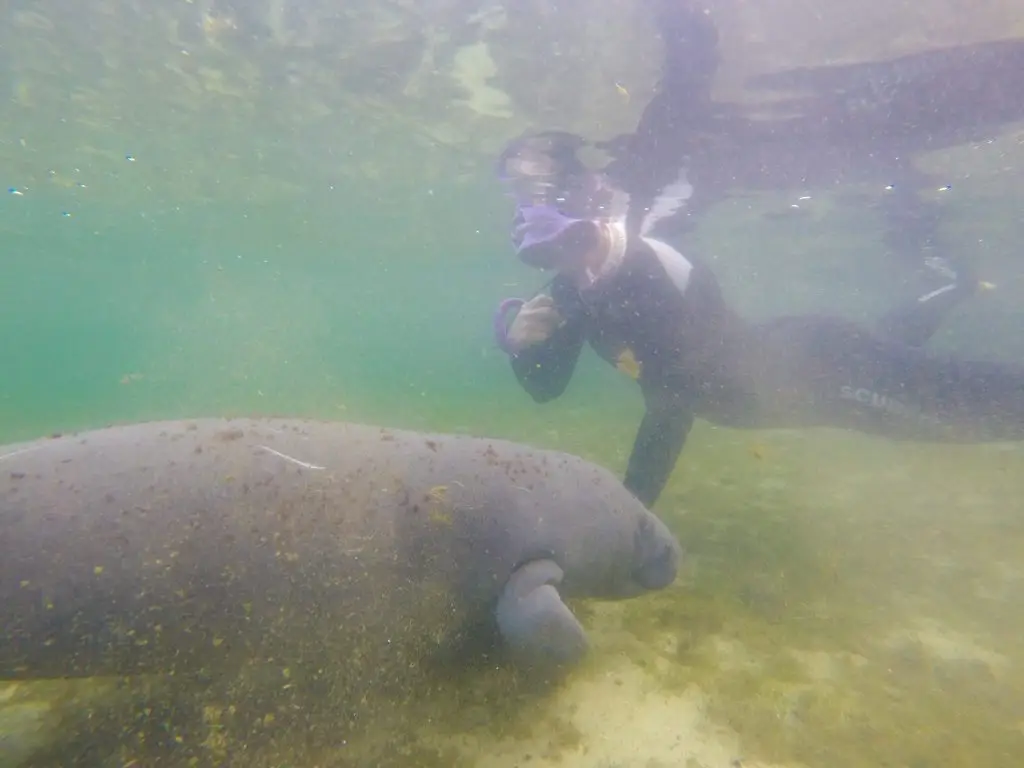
[421,637,774,768]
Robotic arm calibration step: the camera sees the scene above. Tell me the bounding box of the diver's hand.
[507,295,564,353]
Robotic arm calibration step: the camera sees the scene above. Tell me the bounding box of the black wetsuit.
[504,1,1024,507]
[510,238,1024,508]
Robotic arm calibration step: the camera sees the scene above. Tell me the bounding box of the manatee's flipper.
[496,559,589,669]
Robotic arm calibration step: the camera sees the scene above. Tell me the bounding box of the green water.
[2,193,614,437]
[3,3,1024,766]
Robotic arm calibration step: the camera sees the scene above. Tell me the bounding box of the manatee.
[0,418,680,686]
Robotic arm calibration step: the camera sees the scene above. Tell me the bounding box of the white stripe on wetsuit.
[640,168,694,237]
[642,236,693,296]
[638,165,695,296]
[917,283,956,304]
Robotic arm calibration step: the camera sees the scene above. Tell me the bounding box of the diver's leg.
[876,261,991,348]
[876,183,993,347]
[880,180,945,271]
[766,315,1024,442]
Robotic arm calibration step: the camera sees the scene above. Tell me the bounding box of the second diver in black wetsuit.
[491,0,1019,508]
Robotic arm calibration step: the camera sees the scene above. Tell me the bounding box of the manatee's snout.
[631,512,681,591]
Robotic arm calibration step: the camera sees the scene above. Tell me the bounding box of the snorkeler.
[494,133,1018,508]
[490,1,1019,508]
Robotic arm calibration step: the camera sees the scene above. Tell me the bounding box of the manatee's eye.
[632,515,679,590]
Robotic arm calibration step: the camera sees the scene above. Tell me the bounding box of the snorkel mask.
[496,131,627,269]
[493,132,629,354]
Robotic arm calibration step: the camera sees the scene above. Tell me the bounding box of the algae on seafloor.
[610,424,1024,768]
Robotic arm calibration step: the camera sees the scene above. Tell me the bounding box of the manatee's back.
[0,418,499,680]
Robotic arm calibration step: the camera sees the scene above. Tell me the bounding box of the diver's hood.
[496,131,629,221]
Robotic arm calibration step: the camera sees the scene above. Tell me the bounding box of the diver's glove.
[507,295,564,353]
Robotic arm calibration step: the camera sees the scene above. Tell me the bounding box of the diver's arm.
[623,382,696,508]
[602,2,721,236]
[509,296,586,403]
